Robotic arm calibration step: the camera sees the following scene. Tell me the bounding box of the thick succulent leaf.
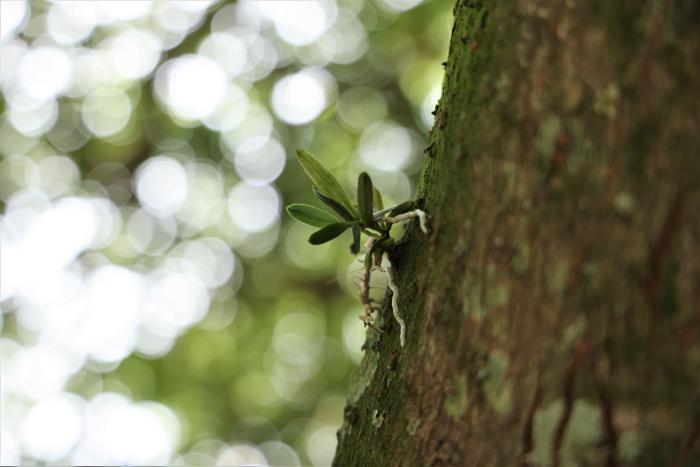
[388,200,416,217]
[286,204,338,227]
[357,172,375,227]
[296,149,357,218]
[313,186,356,222]
[308,222,352,245]
[372,187,384,211]
[350,224,361,254]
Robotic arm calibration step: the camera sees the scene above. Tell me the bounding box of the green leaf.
[313,186,356,222]
[350,224,361,254]
[389,200,415,217]
[357,172,375,227]
[296,149,357,218]
[286,204,338,227]
[372,187,384,211]
[308,222,352,245]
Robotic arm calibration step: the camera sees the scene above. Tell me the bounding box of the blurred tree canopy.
[0,0,451,465]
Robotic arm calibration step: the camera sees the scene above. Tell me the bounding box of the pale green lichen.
[406,418,421,436]
[482,350,513,415]
[486,284,509,308]
[529,399,604,466]
[548,259,570,294]
[613,191,635,216]
[444,374,469,419]
[593,83,620,118]
[371,409,384,429]
[464,283,485,319]
[536,116,562,160]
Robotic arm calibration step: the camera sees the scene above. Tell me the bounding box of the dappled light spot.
[72,393,176,465]
[359,121,415,171]
[283,222,334,270]
[134,327,176,359]
[216,443,268,467]
[46,2,97,45]
[20,393,84,462]
[199,32,248,78]
[235,223,280,258]
[105,28,162,81]
[88,198,121,250]
[342,311,365,363]
[220,103,273,152]
[305,424,337,467]
[135,156,188,218]
[0,429,20,466]
[178,237,236,288]
[152,1,204,35]
[70,49,111,96]
[83,265,143,364]
[142,271,210,338]
[96,0,153,23]
[7,97,58,137]
[4,344,73,400]
[0,0,29,41]
[255,0,335,46]
[21,196,98,275]
[325,12,367,65]
[234,136,286,185]
[17,46,73,100]
[260,440,302,467]
[35,156,79,198]
[421,84,441,128]
[203,83,250,132]
[176,162,226,231]
[271,68,335,125]
[375,0,424,14]
[81,87,132,138]
[337,87,387,131]
[154,54,227,122]
[0,39,27,89]
[227,182,280,233]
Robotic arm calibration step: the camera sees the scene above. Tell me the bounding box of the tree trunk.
[333,0,700,465]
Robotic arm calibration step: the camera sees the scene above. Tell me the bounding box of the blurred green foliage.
[0,0,451,465]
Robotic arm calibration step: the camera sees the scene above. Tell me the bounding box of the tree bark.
[333,0,700,465]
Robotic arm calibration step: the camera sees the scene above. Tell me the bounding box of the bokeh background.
[0,0,450,465]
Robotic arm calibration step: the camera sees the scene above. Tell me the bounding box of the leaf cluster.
[286,149,415,256]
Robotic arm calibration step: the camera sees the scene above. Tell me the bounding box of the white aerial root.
[384,252,405,347]
[357,209,427,346]
[385,209,428,234]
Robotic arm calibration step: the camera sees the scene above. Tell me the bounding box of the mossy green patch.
[482,350,513,415]
[444,374,469,420]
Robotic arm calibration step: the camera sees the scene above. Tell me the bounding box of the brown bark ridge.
[333,0,700,465]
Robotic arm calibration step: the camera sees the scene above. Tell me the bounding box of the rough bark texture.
[333,1,700,465]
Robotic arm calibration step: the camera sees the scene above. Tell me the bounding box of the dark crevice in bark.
[551,339,590,467]
[520,368,543,466]
[642,189,688,325]
[598,380,619,467]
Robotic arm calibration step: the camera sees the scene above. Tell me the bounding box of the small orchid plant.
[286,149,428,347]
